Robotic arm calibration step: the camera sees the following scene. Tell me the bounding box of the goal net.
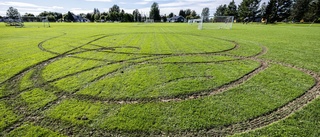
[198,16,234,30]
[41,16,50,27]
[145,19,154,23]
[188,19,202,25]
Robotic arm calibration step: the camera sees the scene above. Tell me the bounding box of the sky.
[0,0,268,16]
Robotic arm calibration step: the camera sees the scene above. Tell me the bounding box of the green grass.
[7,123,65,137]
[44,64,313,132]
[97,64,314,132]
[20,88,57,110]
[51,63,124,92]
[233,97,320,137]
[0,85,4,98]
[42,57,105,82]
[45,99,110,125]
[77,60,260,99]
[19,70,35,91]
[152,55,235,63]
[0,22,319,136]
[0,102,20,131]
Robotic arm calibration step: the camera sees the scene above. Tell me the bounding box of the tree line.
[214,0,320,23]
[2,0,319,23]
[2,3,166,23]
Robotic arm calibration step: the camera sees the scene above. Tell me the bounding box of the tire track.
[2,32,318,137]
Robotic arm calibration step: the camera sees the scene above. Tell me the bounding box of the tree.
[110,5,120,13]
[109,5,120,21]
[226,0,238,19]
[133,9,141,22]
[108,12,119,21]
[100,12,108,21]
[168,12,174,18]
[292,0,319,22]
[150,2,161,21]
[121,10,126,21]
[86,13,94,22]
[7,7,21,19]
[65,11,75,22]
[38,11,62,22]
[238,0,261,21]
[190,10,200,19]
[291,0,312,21]
[277,0,293,21]
[185,9,192,17]
[265,0,293,23]
[191,10,197,17]
[121,13,133,22]
[265,0,277,23]
[179,9,186,17]
[201,7,210,21]
[100,15,106,21]
[304,0,320,22]
[94,14,100,22]
[309,0,320,22]
[215,4,227,16]
[92,8,101,22]
[162,15,167,22]
[22,13,36,22]
[201,7,210,16]
[257,2,267,18]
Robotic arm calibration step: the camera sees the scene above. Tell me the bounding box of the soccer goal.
[188,19,202,25]
[145,19,154,23]
[198,16,234,30]
[41,16,50,27]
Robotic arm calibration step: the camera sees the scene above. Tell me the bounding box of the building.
[168,16,185,22]
[72,15,89,22]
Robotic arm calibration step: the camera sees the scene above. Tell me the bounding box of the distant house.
[168,16,185,22]
[72,15,89,22]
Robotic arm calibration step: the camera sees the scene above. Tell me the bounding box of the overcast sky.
[0,0,268,16]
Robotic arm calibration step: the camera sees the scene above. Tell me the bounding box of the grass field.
[0,22,319,136]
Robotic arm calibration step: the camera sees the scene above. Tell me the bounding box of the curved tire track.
[1,32,319,137]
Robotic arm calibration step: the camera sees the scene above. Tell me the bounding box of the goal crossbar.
[198,16,234,30]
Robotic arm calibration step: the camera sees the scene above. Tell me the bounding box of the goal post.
[188,19,202,25]
[198,16,234,30]
[144,19,154,23]
[41,16,50,27]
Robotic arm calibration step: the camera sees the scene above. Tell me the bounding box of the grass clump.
[7,123,66,137]
[234,98,320,137]
[19,70,35,90]
[20,88,57,110]
[52,63,123,92]
[45,99,114,125]
[0,85,4,98]
[0,102,19,130]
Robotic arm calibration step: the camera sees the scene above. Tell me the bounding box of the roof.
[171,16,184,20]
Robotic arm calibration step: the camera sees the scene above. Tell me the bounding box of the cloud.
[0,2,38,8]
[0,2,63,9]
[0,1,63,15]
[70,8,93,14]
[85,0,112,2]
[135,2,149,5]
